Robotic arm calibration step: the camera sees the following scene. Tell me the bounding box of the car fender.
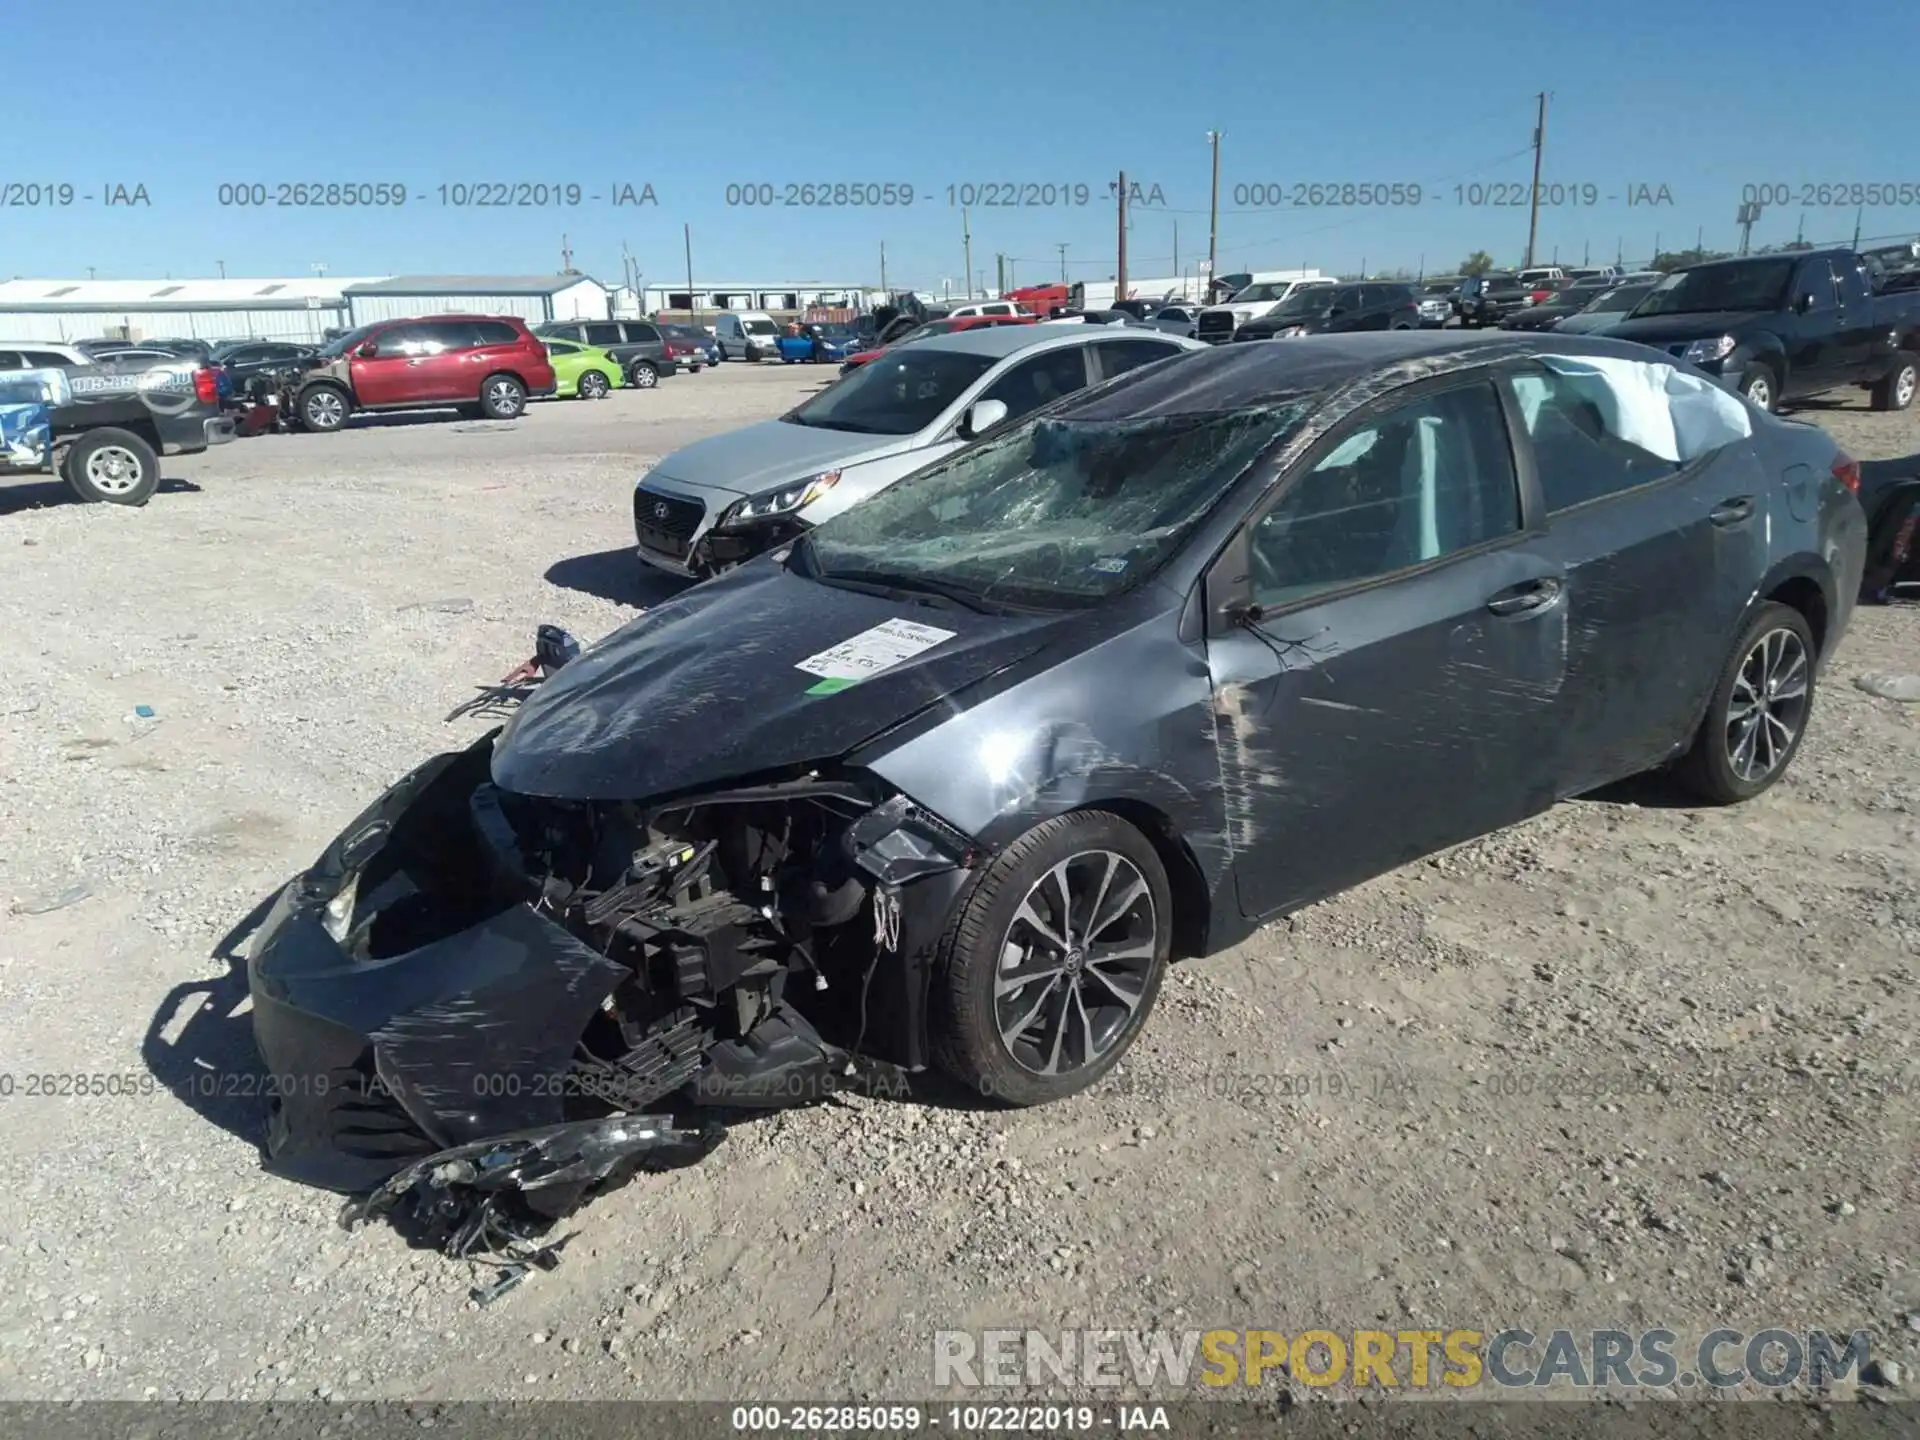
[1730,330,1789,381]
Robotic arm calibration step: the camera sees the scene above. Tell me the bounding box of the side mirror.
[1794,292,1816,314]
[961,398,1008,438]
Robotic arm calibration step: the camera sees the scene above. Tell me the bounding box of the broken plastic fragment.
[1854,672,1920,702]
[12,881,93,916]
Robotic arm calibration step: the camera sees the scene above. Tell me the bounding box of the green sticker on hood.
[805,676,859,695]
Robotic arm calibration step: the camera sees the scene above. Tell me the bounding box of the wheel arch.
[1753,553,1836,659]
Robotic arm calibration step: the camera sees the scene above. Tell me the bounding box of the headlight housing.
[1233,308,1254,323]
[1278,325,1307,338]
[721,470,841,526]
[1683,334,1737,364]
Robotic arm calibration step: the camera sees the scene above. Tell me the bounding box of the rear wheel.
[931,811,1171,1107]
[61,427,158,505]
[627,361,659,389]
[479,373,526,419]
[1736,364,1778,413]
[1674,601,1817,804]
[577,369,611,400]
[1870,352,1918,412]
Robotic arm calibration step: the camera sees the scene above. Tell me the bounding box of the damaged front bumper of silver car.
[246,725,979,1249]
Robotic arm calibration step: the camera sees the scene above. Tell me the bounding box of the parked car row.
[250,325,1878,1232]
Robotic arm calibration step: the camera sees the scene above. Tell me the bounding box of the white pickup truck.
[1194,275,1337,343]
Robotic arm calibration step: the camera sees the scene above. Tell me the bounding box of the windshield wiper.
[814,567,1005,615]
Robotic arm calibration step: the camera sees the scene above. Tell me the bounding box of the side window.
[1510,357,1751,513]
[428,321,483,351]
[584,322,625,347]
[1248,382,1520,606]
[623,323,662,344]
[372,324,431,357]
[23,349,75,368]
[0,352,23,370]
[1094,337,1182,379]
[1796,259,1838,311]
[977,346,1092,423]
[471,321,521,346]
[545,340,579,356]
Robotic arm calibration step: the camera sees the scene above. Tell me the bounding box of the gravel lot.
[0,361,1915,1403]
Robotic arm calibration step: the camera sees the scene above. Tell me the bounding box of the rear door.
[1782,257,1843,397]
[1502,355,1767,789]
[1833,258,1884,381]
[409,320,484,402]
[973,342,1094,425]
[583,321,628,361]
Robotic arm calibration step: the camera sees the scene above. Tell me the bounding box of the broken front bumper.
[247,737,641,1194]
[248,730,978,1203]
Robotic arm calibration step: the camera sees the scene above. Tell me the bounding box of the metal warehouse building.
[638,281,868,314]
[0,276,382,344]
[343,274,610,327]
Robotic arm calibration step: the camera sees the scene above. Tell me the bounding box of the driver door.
[1204,374,1569,919]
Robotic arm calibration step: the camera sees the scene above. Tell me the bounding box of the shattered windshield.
[783,347,995,435]
[804,403,1312,609]
[1631,259,1796,316]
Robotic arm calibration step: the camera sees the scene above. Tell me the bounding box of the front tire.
[930,811,1171,1107]
[1737,364,1778,413]
[61,427,159,505]
[1674,601,1817,805]
[1870,352,1918,412]
[479,373,526,419]
[297,383,350,433]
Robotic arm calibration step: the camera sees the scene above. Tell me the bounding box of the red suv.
[288,315,556,432]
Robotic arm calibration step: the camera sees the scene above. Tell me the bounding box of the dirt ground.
[0,362,1914,1404]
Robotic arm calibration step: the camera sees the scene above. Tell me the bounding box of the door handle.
[1710,496,1755,526]
[1486,576,1563,616]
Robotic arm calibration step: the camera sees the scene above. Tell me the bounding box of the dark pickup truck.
[1604,249,1920,413]
[0,357,234,504]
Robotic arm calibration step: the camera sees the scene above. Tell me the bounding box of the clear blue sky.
[7,0,1916,289]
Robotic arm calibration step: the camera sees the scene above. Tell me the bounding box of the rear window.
[623,322,662,343]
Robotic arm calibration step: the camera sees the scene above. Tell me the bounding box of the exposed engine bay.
[248,629,980,1268]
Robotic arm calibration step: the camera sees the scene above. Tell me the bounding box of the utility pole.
[1852,204,1863,250]
[561,233,573,272]
[960,208,974,300]
[1523,92,1548,269]
[996,253,1006,295]
[879,240,887,292]
[683,223,694,326]
[1205,130,1222,302]
[1582,241,1589,265]
[1795,212,1805,245]
[1736,202,1762,256]
[1172,219,1179,283]
[1116,170,1129,301]
[1057,243,1068,282]
[216,259,225,279]
[1616,236,1623,267]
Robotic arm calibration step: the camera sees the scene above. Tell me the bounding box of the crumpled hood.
[647,419,911,499]
[1603,310,1767,344]
[490,563,1076,800]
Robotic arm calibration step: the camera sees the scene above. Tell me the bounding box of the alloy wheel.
[1725,627,1810,783]
[1744,375,1772,410]
[306,390,345,429]
[1897,366,1917,408]
[994,850,1159,1077]
[485,379,523,416]
[85,445,144,494]
[580,372,609,399]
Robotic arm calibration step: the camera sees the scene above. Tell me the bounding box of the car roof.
[0,340,86,352]
[912,321,1187,360]
[1056,329,1696,421]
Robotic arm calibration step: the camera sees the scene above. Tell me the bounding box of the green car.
[541,339,624,399]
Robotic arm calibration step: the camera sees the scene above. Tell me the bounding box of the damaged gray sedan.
[248,331,1865,1245]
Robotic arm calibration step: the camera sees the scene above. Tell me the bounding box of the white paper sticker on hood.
[796,618,957,683]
